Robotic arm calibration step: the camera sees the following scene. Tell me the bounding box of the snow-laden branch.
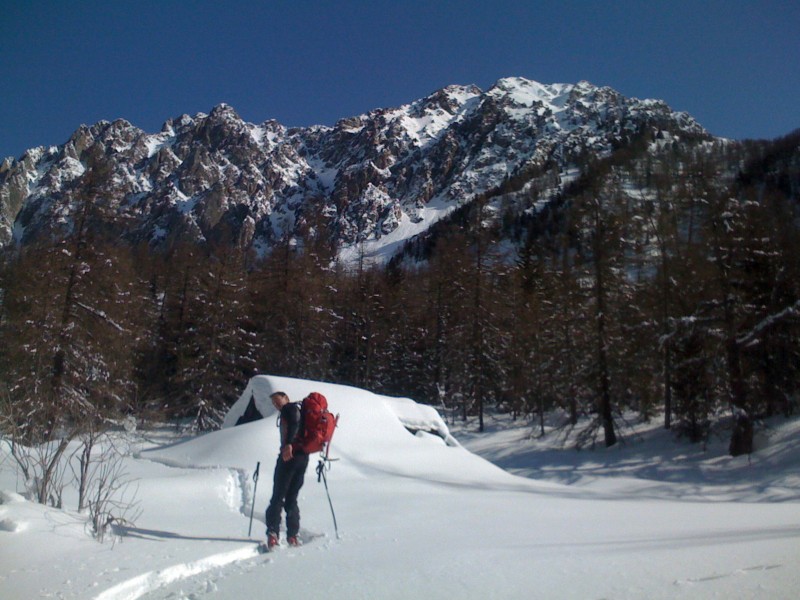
[74,301,127,333]
[737,299,800,347]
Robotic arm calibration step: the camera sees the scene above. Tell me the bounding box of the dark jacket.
[280,402,303,451]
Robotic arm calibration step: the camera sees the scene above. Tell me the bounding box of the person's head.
[270,392,290,411]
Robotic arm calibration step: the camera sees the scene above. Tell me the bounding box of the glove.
[281,444,294,462]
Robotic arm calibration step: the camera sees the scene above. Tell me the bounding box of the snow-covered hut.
[223,375,458,446]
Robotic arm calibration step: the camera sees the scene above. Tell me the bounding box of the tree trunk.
[592,200,617,447]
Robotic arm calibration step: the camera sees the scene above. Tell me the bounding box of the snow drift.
[222,374,459,444]
[151,375,512,490]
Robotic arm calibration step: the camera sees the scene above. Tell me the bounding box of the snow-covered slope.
[0,78,710,262]
[1,376,798,599]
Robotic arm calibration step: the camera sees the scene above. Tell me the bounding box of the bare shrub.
[0,389,75,506]
[73,432,141,542]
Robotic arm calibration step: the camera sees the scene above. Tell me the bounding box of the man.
[265,391,309,549]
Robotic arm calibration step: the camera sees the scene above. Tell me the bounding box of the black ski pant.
[265,452,309,538]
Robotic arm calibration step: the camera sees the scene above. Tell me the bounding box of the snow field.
[1,375,799,599]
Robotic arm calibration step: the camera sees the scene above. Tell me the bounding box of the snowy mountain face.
[0,78,709,261]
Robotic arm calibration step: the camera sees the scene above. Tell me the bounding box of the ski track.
[93,533,328,600]
[674,563,784,586]
[90,456,261,600]
[92,545,261,600]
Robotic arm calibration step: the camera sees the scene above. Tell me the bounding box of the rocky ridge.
[0,77,709,262]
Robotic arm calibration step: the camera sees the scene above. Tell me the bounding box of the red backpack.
[294,392,337,454]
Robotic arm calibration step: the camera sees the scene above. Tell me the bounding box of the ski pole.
[316,413,340,539]
[247,461,260,538]
[316,457,339,539]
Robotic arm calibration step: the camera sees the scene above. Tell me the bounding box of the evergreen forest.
[2,130,799,454]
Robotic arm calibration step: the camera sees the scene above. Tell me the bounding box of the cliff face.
[0,77,709,261]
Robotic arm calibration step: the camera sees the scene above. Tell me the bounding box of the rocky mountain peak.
[0,78,711,260]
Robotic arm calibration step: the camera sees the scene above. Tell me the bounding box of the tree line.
[1,131,798,458]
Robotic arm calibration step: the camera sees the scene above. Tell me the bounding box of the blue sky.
[1,0,798,160]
